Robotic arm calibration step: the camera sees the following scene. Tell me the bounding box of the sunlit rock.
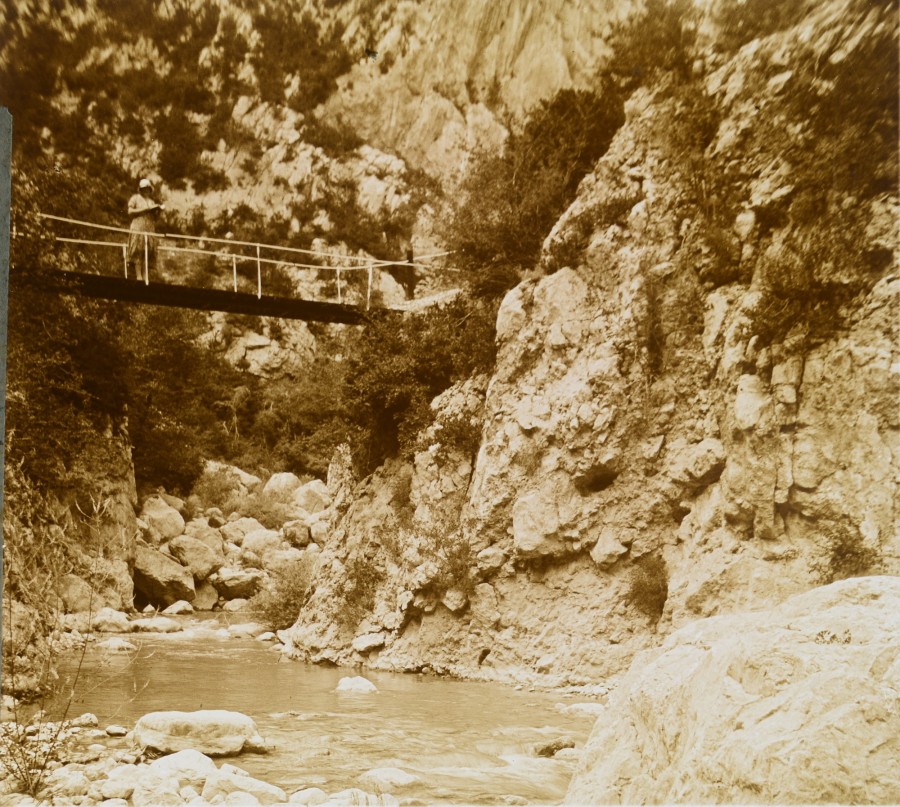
[97,637,137,653]
[566,578,900,804]
[140,495,186,541]
[149,748,218,790]
[91,607,133,633]
[263,472,303,498]
[221,517,267,547]
[162,600,194,616]
[210,568,265,600]
[201,769,286,804]
[131,616,182,633]
[335,676,378,694]
[292,480,331,514]
[134,710,269,757]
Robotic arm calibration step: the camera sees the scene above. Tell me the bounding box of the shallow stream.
[55,627,598,804]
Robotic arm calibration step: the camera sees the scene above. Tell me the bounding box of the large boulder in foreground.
[133,544,195,607]
[566,577,900,805]
[133,710,268,756]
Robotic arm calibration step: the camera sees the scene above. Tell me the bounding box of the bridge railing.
[38,213,449,309]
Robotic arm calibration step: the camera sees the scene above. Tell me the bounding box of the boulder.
[133,710,268,756]
[185,519,226,554]
[223,598,249,612]
[289,788,328,805]
[162,599,194,615]
[133,544,195,607]
[291,480,331,514]
[193,580,220,611]
[566,577,900,805]
[100,765,140,800]
[205,508,227,528]
[351,633,386,653]
[131,616,182,633]
[241,529,283,565]
[59,574,96,613]
[221,517,266,547]
[309,520,329,545]
[335,676,378,694]
[149,749,218,790]
[169,535,223,581]
[131,769,183,807]
[45,767,91,798]
[201,769,286,805]
[283,520,312,548]
[140,495,186,541]
[262,471,303,498]
[211,568,265,599]
[91,607,132,633]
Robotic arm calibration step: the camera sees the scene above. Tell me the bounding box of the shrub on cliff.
[442,86,624,296]
[339,295,497,475]
[250,557,315,630]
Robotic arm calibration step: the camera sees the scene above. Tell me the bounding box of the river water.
[55,628,599,804]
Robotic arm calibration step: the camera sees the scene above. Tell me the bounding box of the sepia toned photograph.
[0,0,897,804]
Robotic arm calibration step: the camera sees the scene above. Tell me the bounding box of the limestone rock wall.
[324,0,631,178]
[565,576,900,804]
[283,0,898,685]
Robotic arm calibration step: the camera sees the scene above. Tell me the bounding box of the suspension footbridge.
[24,213,454,324]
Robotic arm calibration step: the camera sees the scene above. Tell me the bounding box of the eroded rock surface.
[566,577,900,804]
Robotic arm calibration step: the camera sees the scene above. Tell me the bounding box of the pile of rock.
[130,469,333,613]
[0,710,401,806]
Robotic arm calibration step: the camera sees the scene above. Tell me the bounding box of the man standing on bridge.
[127,178,164,282]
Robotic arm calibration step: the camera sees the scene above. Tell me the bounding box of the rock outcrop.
[283,0,899,686]
[565,577,900,804]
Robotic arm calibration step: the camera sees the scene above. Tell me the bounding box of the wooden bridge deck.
[16,269,369,324]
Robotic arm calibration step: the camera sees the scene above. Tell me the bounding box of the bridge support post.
[256,244,261,299]
[143,234,149,285]
[367,263,373,310]
[232,255,237,293]
[336,268,342,304]
[123,244,128,278]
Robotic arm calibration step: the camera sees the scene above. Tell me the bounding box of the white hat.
[139,178,152,189]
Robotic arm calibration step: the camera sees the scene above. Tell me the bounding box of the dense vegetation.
[442,86,625,297]
[1,0,353,189]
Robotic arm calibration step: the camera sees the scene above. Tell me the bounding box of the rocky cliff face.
[282,0,898,686]
[325,0,631,178]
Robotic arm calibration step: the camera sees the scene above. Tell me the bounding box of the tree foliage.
[340,297,498,474]
[443,86,624,296]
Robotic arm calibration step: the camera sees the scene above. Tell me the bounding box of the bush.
[442,86,624,296]
[604,0,698,89]
[233,490,299,530]
[338,548,385,628]
[825,529,882,584]
[250,557,315,630]
[340,295,498,474]
[627,554,669,623]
